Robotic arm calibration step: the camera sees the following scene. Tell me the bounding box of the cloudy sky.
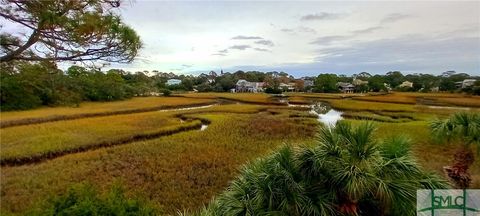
[107,1,479,77]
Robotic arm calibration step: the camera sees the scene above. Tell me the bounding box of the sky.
[93,1,479,76]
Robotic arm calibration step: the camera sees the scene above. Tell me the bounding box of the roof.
[236,79,248,85]
[337,82,354,88]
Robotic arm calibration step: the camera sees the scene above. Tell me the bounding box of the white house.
[458,79,476,88]
[399,81,413,88]
[235,79,265,93]
[166,79,181,86]
[279,83,295,91]
[303,80,314,88]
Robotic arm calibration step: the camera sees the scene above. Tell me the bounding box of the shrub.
[265,87,282,94]
[162,89,172,97]
[30,183,156,216]
[473,86,480,95]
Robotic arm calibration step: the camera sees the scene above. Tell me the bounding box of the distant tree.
[294,79,304,92]
[368,75,386,92]
[216,75,235,91]
[337,74,351,83]
[263,75,280,90]
[0,61,84,110]
[161,89,171,96]
[196,83,213,92]
[441,70,456,77]
[180,77,194,91]
[449,73,470,82]
[385,71,404,88]
[121,71,154,96]
[314,74,338,93]
[356,71,372,78]
[439,79,456,92]
[278,75,291,84]
[0,0,142,63]
[354,83,369,93]
[473,81,480,95]
[245,71,266,82]
[0,62,43,110]
[233,70,246,79]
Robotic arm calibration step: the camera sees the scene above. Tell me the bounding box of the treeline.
[1,61,479,111]
[1,62,159,111]
[313,71,480,94]
[0,63,294,110]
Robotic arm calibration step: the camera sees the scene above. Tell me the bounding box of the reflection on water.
[287,104,310,108]
[200,124,208,131]
[423,105,471,110]
[308,102,343,126]
[271,94,289,104]
[278,99,288,104]
[314,109,343,126]
[159,104,214,112]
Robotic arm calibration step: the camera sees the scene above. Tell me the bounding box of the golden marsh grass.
[0,92,478,215]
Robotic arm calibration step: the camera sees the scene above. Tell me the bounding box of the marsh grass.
[1,112,183,162]
[1,104,309,165]
[342,111,413,123]
[1,111,316,215]
[351,93,417,104]
[432,96,480,107]
[325,99,416,112]
[0,97,215,128]
[1,92,478,215]
[177,93,281,105]
[350,92,480,108]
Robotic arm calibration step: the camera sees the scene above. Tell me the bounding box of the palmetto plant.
[199,122,447,216]
[430,112,480,188]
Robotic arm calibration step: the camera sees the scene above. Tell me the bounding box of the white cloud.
[254,40,274,47]
[231,35,264,40]
[97,1,480,75]
[300,12,345,21]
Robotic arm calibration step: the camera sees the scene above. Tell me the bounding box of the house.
[352,79,368,86]
[399,81,413,88]
[456,79,477,89]
[336,82,355,93]
[303,80,314,88]
[166,79,181,86]
[235,79,264,93]
[279,83,295,91]
[255,82,265,91]
[384,83,392,92]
